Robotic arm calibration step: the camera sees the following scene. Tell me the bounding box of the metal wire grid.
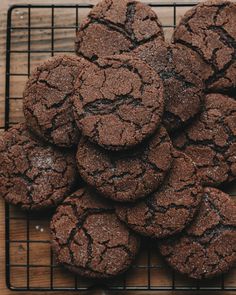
[4,2,236,292]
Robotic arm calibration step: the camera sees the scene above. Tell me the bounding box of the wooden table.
[0,0,235,294]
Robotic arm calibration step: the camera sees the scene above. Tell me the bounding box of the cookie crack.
[88,17,133,43]
[82,94,143,116]
[125,2,136,40]
[205,26,236,87]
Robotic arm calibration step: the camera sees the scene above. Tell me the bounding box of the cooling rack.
[4,2,236,291]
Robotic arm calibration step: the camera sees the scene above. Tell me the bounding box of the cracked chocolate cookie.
[0,123,78,210]
[75,0,164,60]
[172,93,236,186]
[159,187,236,279]
[131,39,206,131]
[23,55,88,148]
[72,54,164,150]
[173,0,236,92]
[116,150,202,238]
[50,187,140,278]
[76,127,173,202]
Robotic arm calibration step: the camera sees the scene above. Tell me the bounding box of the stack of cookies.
[0,0,236,281]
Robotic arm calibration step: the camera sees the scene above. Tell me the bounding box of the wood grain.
[0,0,236,294]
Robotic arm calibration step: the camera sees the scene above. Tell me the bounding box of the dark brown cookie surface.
[75,0,164,60]
[173,0,236,92]
[50,188,140,278]
[116,151,202,238]
[23,55,88,147]
[76,127,173,202]
[172,93,236,186]
[72,54,164,150]
[132,39,206,131]
[159,187,236,279]
[0,123,78,210]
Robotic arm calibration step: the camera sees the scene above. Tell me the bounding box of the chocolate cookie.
[72,54,164,150]
[23,55,88,147]
[50,187,140,278]
[159,187,236,279]
[131,39,206,131]
[0,123,78,210]
[173,0,236,92]
[116,150,202,238]
[76,127,173,202]
[75,0,164,60]
[172,93,236,186]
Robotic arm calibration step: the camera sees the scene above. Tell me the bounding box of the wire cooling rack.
[4,2,236,292]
